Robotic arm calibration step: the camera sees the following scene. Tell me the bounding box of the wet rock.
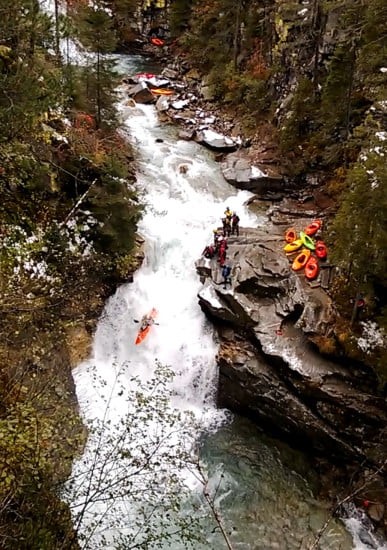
[65,325,91,368]
[127,81,155,104]
[201,85,216,101]
[155,95,170,111]
[221,152,284,193]
[368,503,385,523]
[161,67,179,80]
[178,129,196,141]
[185,68,201,81]
[196,129,239,151]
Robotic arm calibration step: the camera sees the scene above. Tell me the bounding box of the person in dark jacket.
[231,212,240,236]
[222,216,231,237]
[222,264,232,289]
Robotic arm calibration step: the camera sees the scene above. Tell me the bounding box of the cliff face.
[195,218,386,466]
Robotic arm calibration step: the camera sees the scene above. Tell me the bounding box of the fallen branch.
[60,179,97,227]
[194,459,235,550]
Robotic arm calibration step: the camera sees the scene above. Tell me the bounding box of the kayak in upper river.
[135,308,158,345]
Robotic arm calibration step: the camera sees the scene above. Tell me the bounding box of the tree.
[0,0,62,141]
[73,0,119,128]
[64,363,205,549]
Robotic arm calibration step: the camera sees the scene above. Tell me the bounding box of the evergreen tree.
[330,138,387,300]
[73,0,119,127]
[170,0,194,38]
[0,0,61,141]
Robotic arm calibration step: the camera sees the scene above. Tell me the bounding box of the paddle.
[133,319,160,325]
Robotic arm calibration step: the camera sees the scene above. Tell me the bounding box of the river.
[63,52,385,550]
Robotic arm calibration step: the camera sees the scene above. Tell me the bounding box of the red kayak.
[137,72,156,80]
[135,308,158,345]
[151,38,164,46]
[315,240,328,259]
[304,219,322,236]
[304,256,319,280]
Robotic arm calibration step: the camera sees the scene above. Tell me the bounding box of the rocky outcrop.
[196,224,386,464]
[221,151,285,194]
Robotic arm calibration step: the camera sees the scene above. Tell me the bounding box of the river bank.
[0,108,146,547]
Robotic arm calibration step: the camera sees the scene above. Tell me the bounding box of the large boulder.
[221,152,284,193]
[127,81,155,104]
[195,129,240,151]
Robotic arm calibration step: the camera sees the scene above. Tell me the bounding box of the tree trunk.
[233,0,241,70]
[96,50,101,128]
[54,0,60,59]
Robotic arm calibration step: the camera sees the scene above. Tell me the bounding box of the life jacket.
[203,245,214,258]
[222,265,231,277]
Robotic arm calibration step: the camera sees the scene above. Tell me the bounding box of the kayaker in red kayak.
[140,313,155,331]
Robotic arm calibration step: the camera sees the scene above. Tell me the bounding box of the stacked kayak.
[283,219,328,281]
[135,308,158,345]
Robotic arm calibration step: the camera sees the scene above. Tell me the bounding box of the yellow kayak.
[284,239,303,253]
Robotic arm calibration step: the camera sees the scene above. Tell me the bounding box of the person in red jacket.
[218,237,228,266]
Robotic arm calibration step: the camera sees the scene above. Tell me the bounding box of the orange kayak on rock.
[285,227,297,243]
[135,308,158,345]
[304,256,319,280]
[292,249,311,271]
[315,240,328,259]
[304,220,322,236]
[284,239,303,253]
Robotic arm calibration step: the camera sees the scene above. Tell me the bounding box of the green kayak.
[300,231,316,250]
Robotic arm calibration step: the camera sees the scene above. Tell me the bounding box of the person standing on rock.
[222,217,231,237]
[213,228,222,247]
[224,206,232,220]
[219,237,228,266]
[231,212,240,236]
[222,264,232,289]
